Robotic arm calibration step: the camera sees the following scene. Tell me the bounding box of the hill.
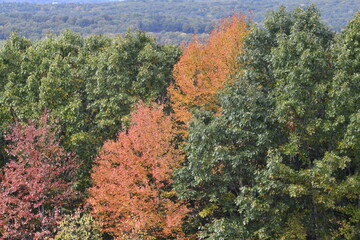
[0,0,358,44]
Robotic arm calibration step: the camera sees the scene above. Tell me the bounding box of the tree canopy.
[89,102,187,239]
[175,6,360,239]
[1,5,360,240]
[0,113,78,239]
[169,14,248,127]
[0,0,357,44]
[0,30,180,190]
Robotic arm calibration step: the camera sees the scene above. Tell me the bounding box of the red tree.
[88,102,187,239]
[0,114,78,239]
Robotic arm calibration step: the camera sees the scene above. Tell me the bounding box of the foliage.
[1,4,360,240]
[53,211,102,240]
[168,13,248,128]
[0,30,180,190]
[325,10,360,239]
[88,102,187,239]
[0,32,32,167]
[0,113,78,239]
[0,0,357,44]
[175,6,360,239]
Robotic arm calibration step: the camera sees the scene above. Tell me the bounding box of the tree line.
[0,0,358,44]
[1,5,360,239]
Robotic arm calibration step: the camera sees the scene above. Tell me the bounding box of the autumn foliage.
[0,114,78,239]
[88,102,187,239]
[168,14,248,126]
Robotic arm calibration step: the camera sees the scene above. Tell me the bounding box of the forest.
[1,3,360,240]
[0,0,358,44]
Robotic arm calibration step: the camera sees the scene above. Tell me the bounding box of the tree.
[88,102,187,239]
[86,30,180,141]
[0,32,32,168]
[53,211,102,240]
[0,30,180,191]
[174,6,359,239]
[323,11,360,238]
[0,113,78,239]
[168,14,248,128]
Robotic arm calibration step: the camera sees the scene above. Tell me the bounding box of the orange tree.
[88,102,187,239]
[168,14,248,128]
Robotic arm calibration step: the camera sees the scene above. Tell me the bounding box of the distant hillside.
[0,0,358,44]
[0,0,121,3]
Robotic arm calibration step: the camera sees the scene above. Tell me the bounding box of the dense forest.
[0,0,120,2]
[0,0,358,44]
[1,3,360,240]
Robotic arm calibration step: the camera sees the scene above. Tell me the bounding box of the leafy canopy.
[168,14,248,127]
[0,113,79,239]
[174,6,360,239]
[89,102,187,239]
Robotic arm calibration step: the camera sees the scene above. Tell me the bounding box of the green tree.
[0,32,32,167]
[174,6,360,239]
[0,30,180,191]
[85,30,180,142]
[323,11,360,239]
